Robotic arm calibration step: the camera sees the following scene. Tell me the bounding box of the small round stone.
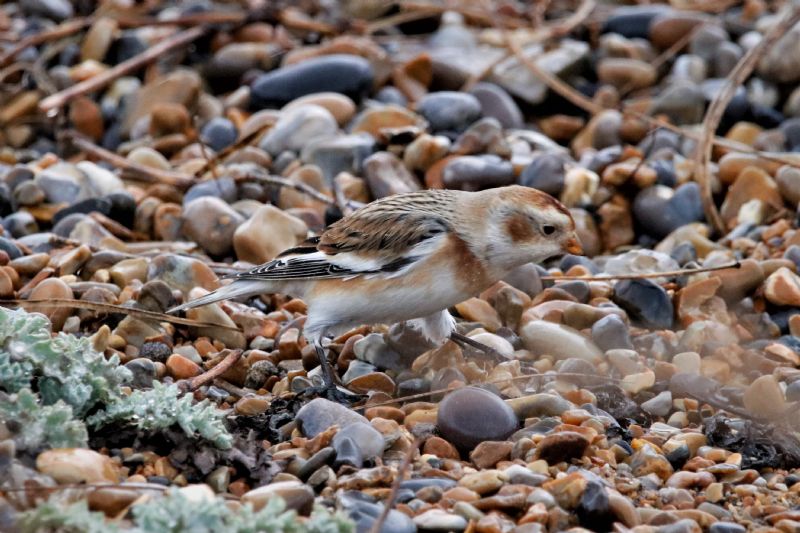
[437,386,517,452]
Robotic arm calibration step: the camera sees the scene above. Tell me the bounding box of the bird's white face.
[484,191,582,274]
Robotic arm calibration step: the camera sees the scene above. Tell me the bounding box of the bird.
[169,185,582,393]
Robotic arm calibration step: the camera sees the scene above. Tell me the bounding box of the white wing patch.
[231,233,446,282]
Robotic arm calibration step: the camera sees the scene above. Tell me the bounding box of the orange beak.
[564,235,583,255]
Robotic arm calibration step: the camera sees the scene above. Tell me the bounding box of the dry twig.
[179,349,243,392]
[0,17,93,68]
[0,299,241,331]
[39,25,207,113]
[540,261,741,281]
[368,437,420,533]
[693,6,800,234]
[63,131,196,188]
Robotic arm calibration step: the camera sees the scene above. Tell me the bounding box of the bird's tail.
[167,280,269,314]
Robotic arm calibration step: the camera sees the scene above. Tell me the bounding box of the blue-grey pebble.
[592,314,634,351]
[250,54,374,108]
[201,117,238,152]
[183,176,237,205]
[519,152,569,195]
[416,91,482,133]
[633,183,704,238]
[614,279,674,329]
[468,82,523,129]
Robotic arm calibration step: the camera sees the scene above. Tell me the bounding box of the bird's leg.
[314,340,337,391]
[301,340,363,404]
[450,331,506,363]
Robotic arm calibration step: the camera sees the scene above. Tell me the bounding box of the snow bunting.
[169,185,581,389]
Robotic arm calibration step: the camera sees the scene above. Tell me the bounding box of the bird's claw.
[298,383,364,405]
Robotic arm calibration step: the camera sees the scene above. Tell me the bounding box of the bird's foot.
[450,331,506,363]
[297,383,364,405]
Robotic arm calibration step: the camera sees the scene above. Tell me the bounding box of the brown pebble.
[165,353,202,380]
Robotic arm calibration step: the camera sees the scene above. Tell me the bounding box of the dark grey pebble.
[250,54,374,108]
[633,183,704,239]
[437,386,517,452]
[183,176,237,206]
[338,492,416,533]
[416,91,482,133]
[614,279,673,329]
[602,5,671,38]
[125,358,156,389]
[2,212,38,238]
[519,152,569,195]
[442,155,514,191]
[592,314,634,351]
[468,82,523,129]
[201,117,238,152]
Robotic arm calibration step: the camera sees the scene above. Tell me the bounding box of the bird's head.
[483,185,582,271]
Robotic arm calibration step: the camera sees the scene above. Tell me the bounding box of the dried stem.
[240,171,338,206]
[1,299,241,331]
[179,349,243,392]
[39,25,207,113]
[63,131,196,188]
[540,261,741,281]
[368,437,420,533]
[694,6,800,234]
[0,17,93,68]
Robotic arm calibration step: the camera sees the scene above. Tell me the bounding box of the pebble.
[416,92,481,133]
[437,387,517,452]
[413,509,468,531]
[332,422,385,467]
[233,204,308,264]
[592,314,633,351]
[241,481,314,514]
[36,448,117,483]
[260,104,338,156]
[468,82,523,129]
[743,374,786,420]
[613,279,674,329]
[251,55,374,108]
[633,183,705,238]
[440,155,514,191]
[200,117,237,152]
[535,431,590,464]
[764,267,800,307]
[518,153,569,196]
[283,92,356,126]
[296,398,371,438]
[520,320,603,363]
[181,197,245,257]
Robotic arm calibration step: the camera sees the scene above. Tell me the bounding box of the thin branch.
[368,437,420,533]
[1,299,241,331]
[693,6,800,234]
[63,131,196,188]
[240,171,337,206]
[0,17,93,68]
[360,371,625,410]
[114,11,247,28]
[504,32,603,115]
[178,349,243,392]
[541,261,741,281]
[39,25,207,113]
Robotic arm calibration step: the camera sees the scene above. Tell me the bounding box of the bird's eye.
[542,224,556,236]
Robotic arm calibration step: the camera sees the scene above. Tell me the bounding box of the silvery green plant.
[0,307,233,450]
[0,388,88,451]
[88,381,233,449]
[0,307,130,416]
[19,492,354,533]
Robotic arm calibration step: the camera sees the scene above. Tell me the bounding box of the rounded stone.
[181,197,245,257]
[416,91,482,133]
[250,54,374,108]
[437,386,517,452]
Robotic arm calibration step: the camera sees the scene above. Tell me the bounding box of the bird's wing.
[230,196,454,282]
